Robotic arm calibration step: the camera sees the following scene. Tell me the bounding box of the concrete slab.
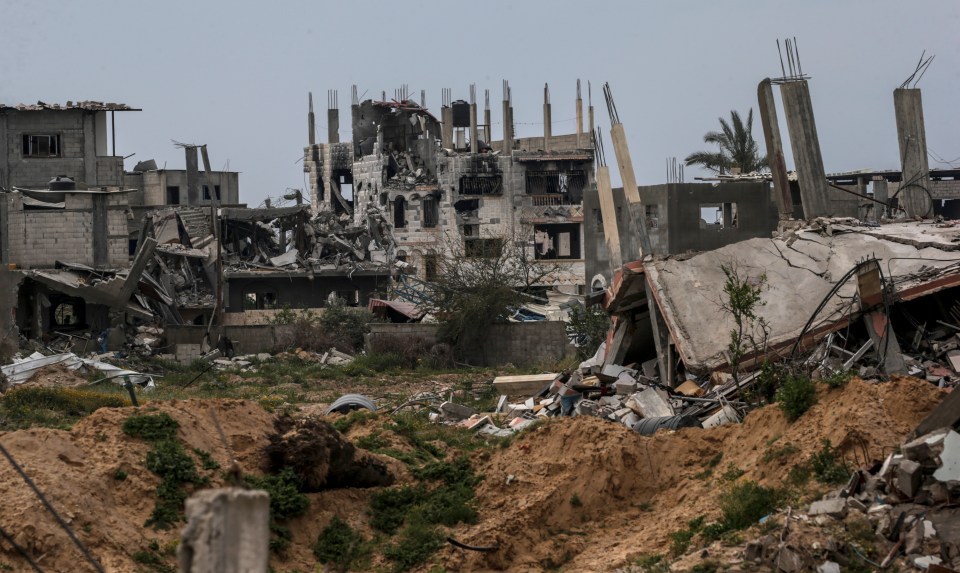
[645,222,960,373]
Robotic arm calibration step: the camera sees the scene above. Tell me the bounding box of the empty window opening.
[645,204,660,229]
[22,134,61,157]
[460,175,502,196]
[396,250,407,262]
[699,203,738,229]
[526,169,586,204]
[166,186,180,205]
[329,290,360,306]
[394,196,407,229]
[202,184,221,201]
[243,289,279,310]
[129,239,138,256]
[534,223,581,260]
[422,195,439,228]
[424,253,439,281]
[465,237,503,258]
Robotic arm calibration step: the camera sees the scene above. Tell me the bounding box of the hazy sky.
[3,0,958,206]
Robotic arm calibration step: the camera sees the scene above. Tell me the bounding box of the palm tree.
[684,109,768,175]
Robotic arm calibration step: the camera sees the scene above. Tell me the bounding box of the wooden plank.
[492,374,557,395]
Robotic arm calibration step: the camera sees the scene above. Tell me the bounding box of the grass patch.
[669,516,705,555]
[123,412,210,530]
[331,410,378,434]
[192,448,220,470]
[822,369,852,388]
[762,441,800,464]
[313,516,372,572]
[776,373,817,422]
[382,518,445,573]
[370,456,481,570]
[245,467,310,553]
[0,386,128,430]
[718,480,779,529]
[810,439,849,484]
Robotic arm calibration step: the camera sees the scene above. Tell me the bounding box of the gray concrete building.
[303,85,594,293]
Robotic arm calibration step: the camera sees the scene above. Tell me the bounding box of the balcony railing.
[530,194,575,207]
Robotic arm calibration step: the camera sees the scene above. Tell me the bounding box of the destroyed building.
[303,83,594,293]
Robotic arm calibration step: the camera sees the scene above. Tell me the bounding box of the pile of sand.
[0,376,945,572]
[444,376,945,572]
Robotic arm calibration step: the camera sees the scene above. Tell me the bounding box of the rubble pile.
[384,148,431,190]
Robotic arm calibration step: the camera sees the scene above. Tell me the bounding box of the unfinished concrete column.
[757,79,793,218]
[874,178,889,217]
[502,80,513,154]
[543,83,552,152]
[185,145,200,205]
[327,90,340,144]
[483,89,492,144]
[894,88,931,218]
[780,81,830,218]
[469,85,478,154]
[575,80,583,148]
[307,92,316,146]
[441,88,453,150]
[178,488,270,573]
[595,165,622,270]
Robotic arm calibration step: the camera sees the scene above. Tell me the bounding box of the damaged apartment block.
[304,81,596,293]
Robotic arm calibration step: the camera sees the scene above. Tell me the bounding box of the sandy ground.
[0,376,946,572]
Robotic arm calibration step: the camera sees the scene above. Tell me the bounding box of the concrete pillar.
[327,108,339,144]
[469,103,478,154]
[178,488,270,573]
[185,146,200,205]
[609,124,651,258]
[575,86,583,148]
[307,92,315,146]
[483,107,491,144]
[502,100,512,153]
[83,113,97,186]
[757,79,793,219]
[543,84,551,152]
[441,107,453,150]
[780,81,830,219]
[874,178,889,217]
[92,194,107,266]
[595,165,622,270]
[894,88,931,218]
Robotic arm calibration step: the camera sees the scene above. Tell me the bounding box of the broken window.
[394,197,407,229]
[51,297,85,329]
[396,250,407,262]
[699,203,738,229]
[22,134,61,157]
[533,223,581,260]
[424,252,439,281]
[166,186,180,205]
[465,238,503,258]
[422,195,439,228]
[645,204,659,229]
[202,185,221,201]
[460,175,502,196]
[243,289,279,310]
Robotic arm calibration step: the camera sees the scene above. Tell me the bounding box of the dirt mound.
[0,399,275,572]
[12,363,89,389]
[445,376,946,572]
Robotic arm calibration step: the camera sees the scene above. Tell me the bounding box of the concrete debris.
[0,351,155,389]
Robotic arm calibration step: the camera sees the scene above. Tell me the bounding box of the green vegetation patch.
[246,467,310,553]
[0,386,128,430]
[313,516,372,572]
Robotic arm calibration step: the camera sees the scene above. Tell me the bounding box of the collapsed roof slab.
[644,221,960,374]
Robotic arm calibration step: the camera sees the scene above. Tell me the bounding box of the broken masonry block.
[896,459,923,498]
[808,498,847,519]
[440,401,478,422]
[614,378,638,395]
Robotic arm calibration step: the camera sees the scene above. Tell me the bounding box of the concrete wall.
[224,273,390,313]
[123,169,240,207]
[167,324,287,356]
[663,182,779,253]
[3,190,130,268]
[0,109,123,189]
[367,321,576,367]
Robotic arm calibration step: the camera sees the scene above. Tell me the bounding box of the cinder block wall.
[367,321,575,367]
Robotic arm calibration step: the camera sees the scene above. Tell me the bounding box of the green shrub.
[776,374,816,422]
[567,304,611,360]
[718,480,779,530]
[313,516,371,572]
[0,387,128,429]
[810,439,849,484]
[383,518,445,573]
[370,485,424,534]
[246,468,310,554]
[319,300,378,353]
[123,412,179,441]
[823,369,852,389]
